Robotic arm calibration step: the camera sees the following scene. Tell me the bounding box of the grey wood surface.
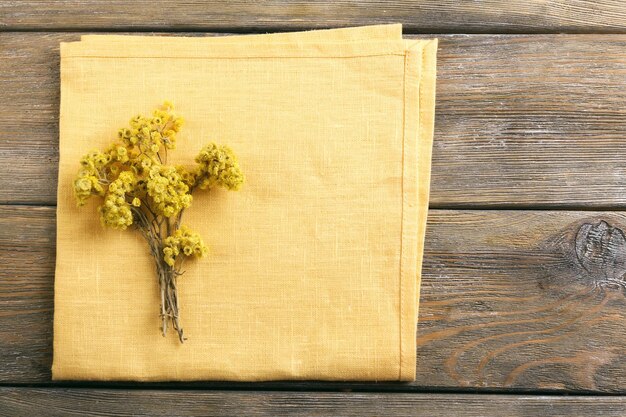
[2,388,626,417]
[2,33,626,207]
[2,1,626,33]
[4,206,626,393]
[3,1,626,413]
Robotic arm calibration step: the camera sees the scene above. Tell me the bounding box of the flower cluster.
[194,143,245,191]
[163,226,208,267]
[176,165,198,189]
[146,165,192,217]
[105,144,130,164]
[118,101,184,158]
[73,150,110,206]
[98,171,136,230]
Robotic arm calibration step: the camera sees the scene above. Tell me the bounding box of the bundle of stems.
[133,202,188,342]
[73,102,244,343]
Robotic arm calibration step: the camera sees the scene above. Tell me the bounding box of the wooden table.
[1,1,626,415]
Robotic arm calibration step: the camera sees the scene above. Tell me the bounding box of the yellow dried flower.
[176,165,198,189]
[194,143,245,191]
[146,165,192,217]
[163,225,208,267]
[98,170,136,229]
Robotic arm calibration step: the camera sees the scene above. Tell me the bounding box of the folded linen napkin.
[53,25,437,381]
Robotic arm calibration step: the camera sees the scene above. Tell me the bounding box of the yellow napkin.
[53,25,437,382]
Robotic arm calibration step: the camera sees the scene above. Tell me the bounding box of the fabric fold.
[53,25,437,382]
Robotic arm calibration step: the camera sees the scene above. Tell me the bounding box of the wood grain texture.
[2,33,626,207]
[418,210,626,392]
[4,205,626,392]
[2,1,626,33]
[0,206,54,382]
[3,389,626,417]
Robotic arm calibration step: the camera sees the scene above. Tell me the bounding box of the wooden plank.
[2,1,626,33]
[417,210,626,392]
[2,33,626,207]
[0,33,61,206]
[4,205,626,392]
[2,389,626,417]
[0,206,54,382]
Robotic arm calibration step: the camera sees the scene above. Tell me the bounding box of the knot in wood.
[575,220,626,289]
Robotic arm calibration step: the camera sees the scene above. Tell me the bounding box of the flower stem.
[134,208,185,343]
[157,250,185,343]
